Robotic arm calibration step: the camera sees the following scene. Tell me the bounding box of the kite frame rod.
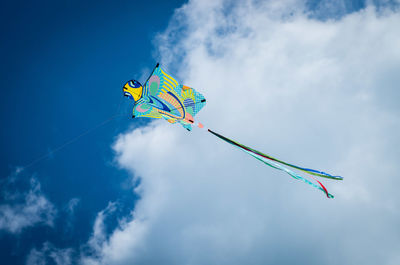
[142,62,159,88]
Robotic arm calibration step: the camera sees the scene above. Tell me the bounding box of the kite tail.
[207,130,342,180]
[207,129,336,198]
[255,153,343,180]
[220,136,342,180]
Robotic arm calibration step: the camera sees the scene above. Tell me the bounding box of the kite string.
[22,114,123,171]
[21,95,129,172]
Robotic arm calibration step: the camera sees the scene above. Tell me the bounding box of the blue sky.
[0,0,184,264]
[1,1,400,265]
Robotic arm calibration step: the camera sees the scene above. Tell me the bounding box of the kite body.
[124,65,206,131]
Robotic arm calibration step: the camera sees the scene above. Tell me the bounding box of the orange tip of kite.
[198,123,204,128]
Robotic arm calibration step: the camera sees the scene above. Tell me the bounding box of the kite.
[123,63,342,198]
[123,63,206,131]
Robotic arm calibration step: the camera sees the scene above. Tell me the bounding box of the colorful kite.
[123,63,342,198]
[123,63,206,131]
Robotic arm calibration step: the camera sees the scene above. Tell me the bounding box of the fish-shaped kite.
[123,63,206,131]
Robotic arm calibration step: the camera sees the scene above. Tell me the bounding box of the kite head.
[123,80,143,101]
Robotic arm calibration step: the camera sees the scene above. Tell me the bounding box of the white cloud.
[80,202,118,264]
[84,0,400,264]
[62,197,81,234]
[25,202,117,265]
[66,198,80,215]
[0,177,57,234]
[87,202,117,253]
[26,242,74,265]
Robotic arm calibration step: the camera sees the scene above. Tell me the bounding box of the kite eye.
[130,80,142,88]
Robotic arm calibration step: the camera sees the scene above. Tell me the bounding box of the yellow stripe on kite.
[163,74,177,86]
[160,69,179,87]
[164,78,176,90]
[163,82,173,91]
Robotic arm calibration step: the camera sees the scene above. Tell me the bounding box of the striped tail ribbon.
[208,129,342,198]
